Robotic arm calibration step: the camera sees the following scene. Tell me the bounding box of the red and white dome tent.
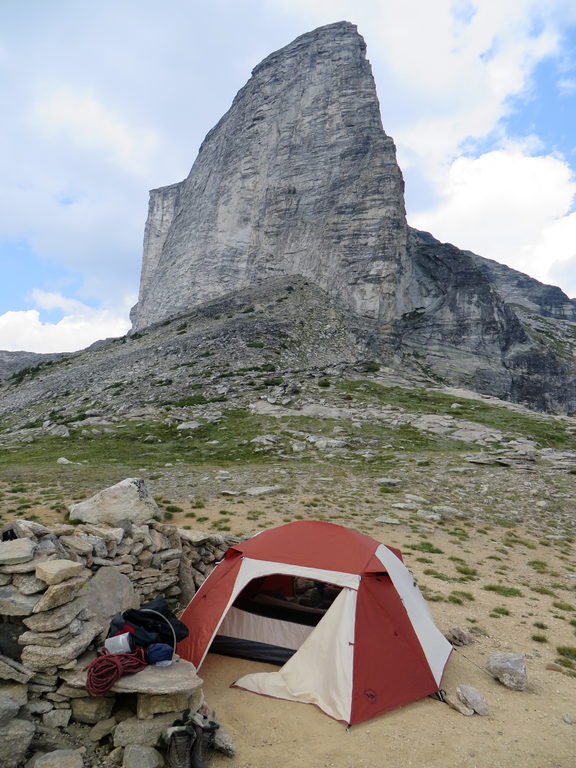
[178,521,452,725]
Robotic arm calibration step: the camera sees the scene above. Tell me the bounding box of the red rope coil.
[85,647,147,697]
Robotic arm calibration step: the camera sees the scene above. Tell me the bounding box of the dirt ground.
[201,628,574,768]
[193,518,576,768]
[2,452,575,766]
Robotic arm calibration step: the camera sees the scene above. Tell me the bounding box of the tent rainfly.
[178,521,452,725]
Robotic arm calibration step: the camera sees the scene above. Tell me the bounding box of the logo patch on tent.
[363,688,377,702]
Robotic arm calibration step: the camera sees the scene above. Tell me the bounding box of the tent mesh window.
[210,574,342,664]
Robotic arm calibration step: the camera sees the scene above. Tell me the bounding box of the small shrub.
[406,541,444,554]
[363,362,380,373]
[528,560,548,573]
[196,516,209,523]
[483,585,522,597]
[553,600,574,612]
[318,378,331,388]
[556,646,576,660]
[533,621,548,629]
[450,590,475,602]
[174,394,208,406]
[165,505,183,513]
[447,594,463,604]
[423,568,452,582]
[531,634,547,643]
[531,586,556,597]
[455,564,478,577]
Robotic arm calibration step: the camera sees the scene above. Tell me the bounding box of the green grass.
[553,600,575,612]
[556,646,576,661]
[336,380,575,448]
[483,584,523,597]
[406,541,444,554]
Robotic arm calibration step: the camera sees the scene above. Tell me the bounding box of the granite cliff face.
[131,22,409,331]
[125,22,576,411]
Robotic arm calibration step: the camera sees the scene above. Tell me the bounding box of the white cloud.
[30,289,88,314]
[410,144,576,291]
[267,0,573,168]
[3,0,576,354]
[31,87,159,178]
[0,293,133,353]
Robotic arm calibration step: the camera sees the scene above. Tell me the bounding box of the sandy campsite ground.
[191,519,576,768]
[201,649,573,768]
[2,413,575,767]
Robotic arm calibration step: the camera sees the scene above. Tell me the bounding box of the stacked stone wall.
[0,518,236,768]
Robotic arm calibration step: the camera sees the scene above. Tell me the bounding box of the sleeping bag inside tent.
[177,521,452,725]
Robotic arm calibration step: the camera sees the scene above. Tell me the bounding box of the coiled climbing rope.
[86,646,147,696]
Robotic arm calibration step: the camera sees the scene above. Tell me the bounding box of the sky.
[2,0,576,353]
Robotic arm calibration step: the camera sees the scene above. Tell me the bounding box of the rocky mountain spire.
[131,21,408,331]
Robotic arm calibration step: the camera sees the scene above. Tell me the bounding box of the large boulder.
[79,566,138,639]
[68,478,162,525]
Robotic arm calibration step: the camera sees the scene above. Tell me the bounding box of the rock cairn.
[0,515,235,768]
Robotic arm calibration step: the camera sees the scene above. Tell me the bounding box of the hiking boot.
[190,720,219,768]
[166,725,196,768]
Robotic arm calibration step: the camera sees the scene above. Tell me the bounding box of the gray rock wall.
[0,518,235,765]
[131,21,409,331]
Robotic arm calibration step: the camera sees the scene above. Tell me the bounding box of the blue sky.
[2,0,576,352]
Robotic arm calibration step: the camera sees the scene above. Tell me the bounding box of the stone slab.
[123,744,164,768]
[0,693,19,725]
[0,654,34,683]
[136,689,197,719]
[0,717,35,768]
[23,597,85,632]
[35,749,84,768]
[0,538,35,565]
[35,560,87,586]
[21,621,100,670]
[43,707,72,728]
[19,619,83,647]
[88,716,117,742]
[113,712,178,748]
[0,556,52,574]
[63,658,202,697]
[12,573,47,595]
[71,695,114,724]
[0,585,40,615]
[32,573,90,613]
[0,682,28,706]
